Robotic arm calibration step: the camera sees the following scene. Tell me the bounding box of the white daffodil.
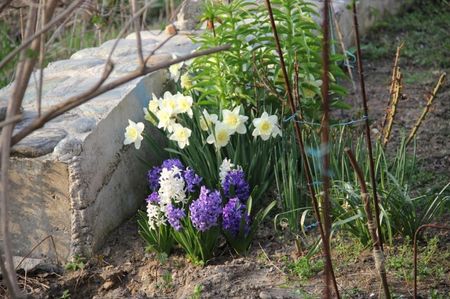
[148,96,160,114]
[174,93,193,117]
[169,55,184,82]
[180,73,193,90]
[159,91,178,116]
[222,106,248,134]
[252,112,282,141]
[200,109,218,131]
[169,123,192,149]
[124,119,145,149]
[155,109,175,132]
[143,107,157,124]
[206,121,233,148]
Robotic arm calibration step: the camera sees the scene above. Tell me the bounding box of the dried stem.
[381,43,403,132]
[413,224,449,299]
[352,0,384,251]
[406,73,446,146]
[15,235,59,271]
[331,4,356,93]
[382,67,402,146]
[345,148,391,299]
[263,0,339,297]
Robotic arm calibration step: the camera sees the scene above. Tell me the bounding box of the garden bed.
[1,1,449,298]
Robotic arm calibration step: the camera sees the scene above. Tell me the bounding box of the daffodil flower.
[156,109,175,132]
[173,93,193,117]
[200,109,218,131]
[124,120,145,149]
[180,73,193,89]
[169,123,192,149]
[169,55,184,82]
[143,107,157,124]
[222,106,248,134]
[252,112,282,141]
[159,91,178,116]
[206,122,233,148]
[148,95,160,114]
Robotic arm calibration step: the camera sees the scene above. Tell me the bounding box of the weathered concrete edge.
[68,70,169,257]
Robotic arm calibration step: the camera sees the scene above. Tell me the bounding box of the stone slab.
[0,30,194,261]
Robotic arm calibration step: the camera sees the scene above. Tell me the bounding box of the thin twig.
[382,67,402,146]
[15,235,60,271]
[104,0,158,66]
[11,45,231,146]
[406,73,446,146]
[0,114,23,128]
[0,0,85,71]
[345,148,391,299]
[381,43,403,133]
[0,0,14,15]
[413,224,449,299]
[263,0,339,297]
[1,2,40,297]
[352,0,384,251]
[130,0,145,67]
[331,4,356,93]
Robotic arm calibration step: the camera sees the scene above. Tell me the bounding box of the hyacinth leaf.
[225,200,276,255]
[137,210,174,255]
[172,216,220,265]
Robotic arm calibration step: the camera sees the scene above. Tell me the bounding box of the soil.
[1,2,449,299]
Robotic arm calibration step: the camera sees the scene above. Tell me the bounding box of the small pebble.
[259,291,272,299]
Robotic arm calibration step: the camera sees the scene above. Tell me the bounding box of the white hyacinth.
[158,166,187,210]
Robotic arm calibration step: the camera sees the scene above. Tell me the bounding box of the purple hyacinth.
[184,168,202,193]
[222,169,250,202]
[162,159,185,171]
[190,186,222,232]
[146,191,160,204]
[166,204,186,231]
[222,197,250,236]
[147,166,161,191]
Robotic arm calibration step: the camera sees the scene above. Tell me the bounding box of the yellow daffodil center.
[176,130,187,139]
[217,130,228,143]
[260,121,272,134]
[224,114,238,127]
[127,127,138,140]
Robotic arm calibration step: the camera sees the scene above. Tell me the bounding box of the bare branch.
[131,0,145,67]
[104,0,157,67]
[345,148,390,299]
[1,1,58,297]
[1,1,39,296]
[0,114,23,128]
[0,0,14,15]
[11,44,231,146]
[0,0,85,71]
